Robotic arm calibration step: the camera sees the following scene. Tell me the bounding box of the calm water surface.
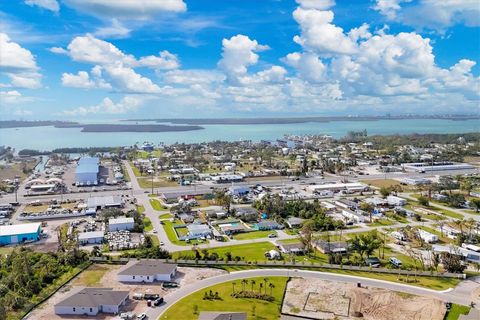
[1,119,478,151]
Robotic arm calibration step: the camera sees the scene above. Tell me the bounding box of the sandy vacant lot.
[27,264,226,320]
[282,278,446,320]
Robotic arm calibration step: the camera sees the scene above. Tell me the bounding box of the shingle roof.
[118,260,177,277]
[55,287,128,308]
[198,312,247,320]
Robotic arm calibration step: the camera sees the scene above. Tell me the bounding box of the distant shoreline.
[1,116,478,130]
[123,115,480,125]
[0,121,203,132]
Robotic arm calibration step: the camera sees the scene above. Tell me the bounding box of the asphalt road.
[149,269,480,319]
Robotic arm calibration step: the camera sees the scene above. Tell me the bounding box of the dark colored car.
[153,297,164,306]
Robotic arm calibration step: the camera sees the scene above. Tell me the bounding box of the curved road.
[149,269,480,319]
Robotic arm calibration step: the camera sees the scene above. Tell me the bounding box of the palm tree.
[232,282,236,293]
[259,283,264,294]
[241,279,248,292]
[250,279,256,292]
[269,283,275,296]
[263,278,269,292]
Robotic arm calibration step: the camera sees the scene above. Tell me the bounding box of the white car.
[137,313,147,320]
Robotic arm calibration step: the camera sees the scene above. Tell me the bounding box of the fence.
[89,257,466,279]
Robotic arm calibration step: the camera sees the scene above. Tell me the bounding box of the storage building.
[108,217,134,232]
[0,223,42,245]
[117,260,177,283]
[54,287,129,316]
[76,157,100,186]
[78,231,104,245]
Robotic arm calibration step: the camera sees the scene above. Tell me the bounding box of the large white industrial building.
[75,157,100,186]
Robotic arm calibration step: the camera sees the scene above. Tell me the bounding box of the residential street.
[149,269,480,319]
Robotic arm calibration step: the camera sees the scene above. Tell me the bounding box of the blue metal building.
[0,223,42,245]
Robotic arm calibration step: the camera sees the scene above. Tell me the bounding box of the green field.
[149,198,163,211]
[136,205,145,213]
[72,264,110,286]
[159,213,173,219]
[370,218,396,227]
[143,217,153,232]
[147,234,160,246]
[233,230,276,240]
[160,277,289,320]
[172,242,277,261]
[445,304,471,320]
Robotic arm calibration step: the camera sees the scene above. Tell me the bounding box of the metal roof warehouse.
[0,222,42,245]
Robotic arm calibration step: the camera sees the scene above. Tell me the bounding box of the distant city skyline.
[0,0,479,119]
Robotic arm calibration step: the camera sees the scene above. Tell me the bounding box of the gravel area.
[282,277,446,320]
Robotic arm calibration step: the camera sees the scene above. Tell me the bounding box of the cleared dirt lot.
[27,264,226,320]
[282,278,446,320]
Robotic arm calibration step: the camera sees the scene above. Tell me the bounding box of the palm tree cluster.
[231,278,276,301]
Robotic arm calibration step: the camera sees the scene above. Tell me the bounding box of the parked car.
[137,313,147,320]
[144,293,159,300]
[365,257,381,268]
[389,257,402,268]
[268,233,277,238]
[153,297,164,306]
[120,312,135,319]
[162,282,179,288]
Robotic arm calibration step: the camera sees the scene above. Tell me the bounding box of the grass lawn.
[233,230,276,240]
[147,235,160,246]
[0,246,14,256]
[370,218,396,227]
[138,177,177,189]
[149,198,163,211]
[129,162,141,177]
[278,238,302,244]
[361,179,404,189]
[445,304,471,320]
[122,165,131,182]
[284,229,299,235]
[159,213,173,219]
[136,205,145,213]
[143,217,153,232]
[160,276,288,320]
[72,264,110,286]
[172,242,277,261]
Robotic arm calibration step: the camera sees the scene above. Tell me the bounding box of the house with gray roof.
[257,220,282,230]
[198,312,247,320]
[54,287,129,316]
[286,217,305,228]
[187,224,212,239]
[117,259,177,283]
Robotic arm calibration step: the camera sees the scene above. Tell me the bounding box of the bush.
[231,291,274,302]
[418,196,429,206]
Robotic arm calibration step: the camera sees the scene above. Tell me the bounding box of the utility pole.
[151,170,154,195]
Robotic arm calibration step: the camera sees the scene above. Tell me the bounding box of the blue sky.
[0,0,479,120]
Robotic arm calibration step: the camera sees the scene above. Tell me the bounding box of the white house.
[117,260,177,283]
[418,229,439,243]
[108,216,134,232]
[78,231,104,245]
[54,287,129,316]
[341,209,365,223]
[387,195,407,206]
[187,224,212,238]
